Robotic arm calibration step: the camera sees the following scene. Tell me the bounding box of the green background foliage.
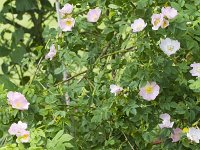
[0,0,200,149]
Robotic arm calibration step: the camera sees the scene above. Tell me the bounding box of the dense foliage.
[1,0,200,149]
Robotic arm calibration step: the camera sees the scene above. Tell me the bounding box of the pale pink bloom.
[161,7,178,19]
[187,127,200,143]
[151,13,164,30]
[110,84,123,96]
[18,130,30,143]
[87,8,101,22]
[139,82,160,101]
[59,18,75,31]
[161,18,169,28]
[131,18,147,32]
[171,128,182,142]
[190,63,200,77]
[59,3,73,16]
[8,121,27,136]
[158,113,174,129]
[45,44,57,60]
[7,91,29,110]
[160,38,180,56]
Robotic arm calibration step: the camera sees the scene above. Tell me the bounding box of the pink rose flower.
[110,84,123,96]
[187,127,200,143]
[139,82,160,101]
[45,44,57,60]
[190,62,200,77]
[170,128,182,142]
[161,7,178,19]
[8,121,27,136]
[60,3,73,16]
[59,18,75,31]
[151,13,164,30]
[18,130,30,143]
[87,8,101,22]
[159,38,180,56]
[7,91,29,110]
[131,18,147,32]
[158,113,174,129]
[161,18,169,28]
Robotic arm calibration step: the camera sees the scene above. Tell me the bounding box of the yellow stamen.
[92,14,98,19]
[66,21,72,26]
[183,127,189,133]
[154,19,160,26]
[16,101,22,107]
[162,20,168,28]
[145,86,153,94]
[22,134,29,140]
[167,45,174,51]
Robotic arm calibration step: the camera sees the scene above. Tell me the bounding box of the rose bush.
[1,0,200,149]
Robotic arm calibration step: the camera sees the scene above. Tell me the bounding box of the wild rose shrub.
[1,0,200,149]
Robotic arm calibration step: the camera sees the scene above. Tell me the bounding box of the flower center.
[92,13,98,19]
[22,134,29,140]
[16,101,22,107]
[66,20,72,26]
[167,45,174,51]
[136,25,143,30]
[145,86,153,94]
[154,19,160,26]
[162,20,168,28]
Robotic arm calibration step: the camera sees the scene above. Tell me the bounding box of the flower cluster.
[158,113,200,143]
[8,121,30,143]
[7,92,30,143]
[42,2,199,146]
[59,3,75,31]
[151,6,178,30]
[59,4,101,32]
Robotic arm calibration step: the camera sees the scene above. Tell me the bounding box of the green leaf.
[0,46,11,57]
[189,79,200,92]
[63,143,73,148]
[10,47,26,64]
[16,0,37,11]
[0,75,17,90]
[59,134,73,143]
[52,130,64,142]
[170,2,182,11]
[108,4,119,9]
[12,28,24,45]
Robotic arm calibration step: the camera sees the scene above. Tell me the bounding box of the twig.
[100,47,135,59]
[121,131,135,150]
[55,70,87,86]
[28,56,43,86]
